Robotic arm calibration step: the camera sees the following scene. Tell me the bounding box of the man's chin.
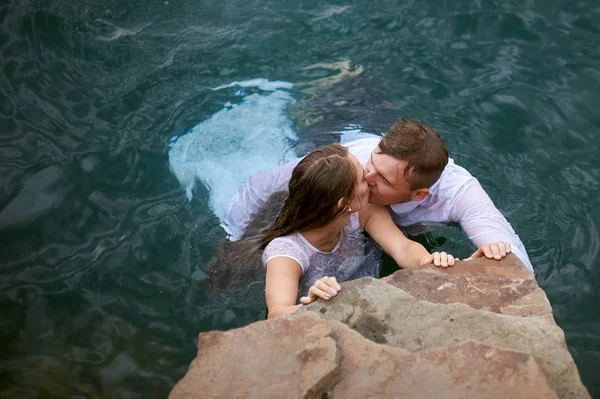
[369,193,403,206]
[368,194,384,206]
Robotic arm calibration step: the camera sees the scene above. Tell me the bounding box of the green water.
[1,0,599,397]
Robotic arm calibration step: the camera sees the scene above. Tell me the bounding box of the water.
[1,0,599,397]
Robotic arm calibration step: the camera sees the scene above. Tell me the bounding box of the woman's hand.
[420,252,457,268]
[299,276,342,305]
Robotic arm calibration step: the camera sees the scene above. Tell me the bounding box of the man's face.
[364,149,415,205]
[348,154,370,212]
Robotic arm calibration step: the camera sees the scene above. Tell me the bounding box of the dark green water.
[1,0,599,397]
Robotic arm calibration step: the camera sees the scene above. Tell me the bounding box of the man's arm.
[450,182,534,272]
[222,158,301,240]
[361,204,455,268]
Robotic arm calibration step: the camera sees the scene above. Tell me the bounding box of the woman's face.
[348,154,370,213]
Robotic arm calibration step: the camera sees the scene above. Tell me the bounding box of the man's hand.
[420,252,456,268]
[467,241,511,261]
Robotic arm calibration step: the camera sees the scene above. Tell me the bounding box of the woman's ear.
[337,198,345,210]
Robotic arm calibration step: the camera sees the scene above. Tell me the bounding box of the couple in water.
[225,118,532,319]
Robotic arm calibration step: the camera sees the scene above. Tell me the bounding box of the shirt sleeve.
[449,181,534,273]
[262,238,309,273]
[222,158,301,240]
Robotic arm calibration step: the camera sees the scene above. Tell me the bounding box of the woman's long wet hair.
[260,143,359,249]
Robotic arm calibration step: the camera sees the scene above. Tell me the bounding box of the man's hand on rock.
[467,241,511,261]
[420,252,456,268]
[300,276,341,305]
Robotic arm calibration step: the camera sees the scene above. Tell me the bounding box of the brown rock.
[382,254,552,316]
[300,276,590,399]
[175,247,589,398]
[327,320,557,399]
[170,314,558,399]
[169,316,340,399]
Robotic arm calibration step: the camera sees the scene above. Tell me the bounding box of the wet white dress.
[262,213,380,299]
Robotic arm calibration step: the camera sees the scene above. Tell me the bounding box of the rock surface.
[171,254,590,399]
[170,316,339,398]
[382,253,551,317]
[170,315,558,399]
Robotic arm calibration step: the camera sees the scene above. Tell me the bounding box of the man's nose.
[365,168,377,186]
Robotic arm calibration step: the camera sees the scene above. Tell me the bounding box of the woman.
[261,143,455,318]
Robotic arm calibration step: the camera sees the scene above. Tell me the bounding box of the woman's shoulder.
[262,234,309,272]
[264,234,301,252]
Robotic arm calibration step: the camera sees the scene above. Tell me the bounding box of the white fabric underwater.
[168,79,378,236]
[168,79,298,230]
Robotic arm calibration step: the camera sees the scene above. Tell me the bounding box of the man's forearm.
[453,183,533,272]
[392,241,430,269]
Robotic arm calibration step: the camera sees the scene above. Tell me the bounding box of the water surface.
[1,0,599,397]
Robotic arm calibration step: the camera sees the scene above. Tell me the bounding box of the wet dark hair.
[378,117,449,189]
[260,143,358,249]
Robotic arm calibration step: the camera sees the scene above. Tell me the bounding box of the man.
[224,117,533,273]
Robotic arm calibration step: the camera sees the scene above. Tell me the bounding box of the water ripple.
[1,0,600,397]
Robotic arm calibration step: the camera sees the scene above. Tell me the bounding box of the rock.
[382,253,552,317]
[172,255,590,398]
[169,316,340,398]
[170,314,558,399]
[326,320,557,399]
[301,255,590,399]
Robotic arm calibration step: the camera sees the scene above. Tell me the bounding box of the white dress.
[262,213,381,299]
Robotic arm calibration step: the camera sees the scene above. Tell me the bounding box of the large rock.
[301,255,589,399]
[170,315,558,399]
[169,316,339,398]
[326,321,557,399]
[172,255,590,398]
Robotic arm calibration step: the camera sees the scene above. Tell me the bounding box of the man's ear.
[411,188,430,201]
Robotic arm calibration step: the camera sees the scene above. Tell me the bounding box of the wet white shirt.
[224,138,533,273]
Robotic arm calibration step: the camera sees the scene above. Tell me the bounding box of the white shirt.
[224,138,533,272]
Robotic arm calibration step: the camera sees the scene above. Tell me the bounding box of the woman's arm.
[359,204,453,268]
[265,257,304,318]
[265,257,343,318]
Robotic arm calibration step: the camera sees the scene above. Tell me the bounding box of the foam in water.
[168,80,299,226]
[339,124,381,143]
[212,78,294,92]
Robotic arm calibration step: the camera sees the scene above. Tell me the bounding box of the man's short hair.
[378,117,449,189]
